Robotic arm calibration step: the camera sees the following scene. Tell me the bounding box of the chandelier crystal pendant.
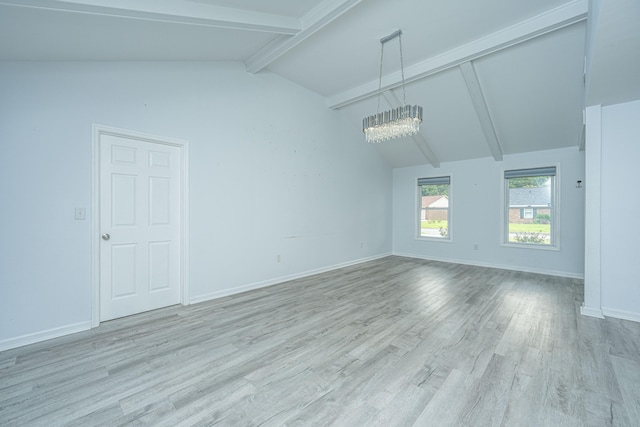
[363,30,422,143]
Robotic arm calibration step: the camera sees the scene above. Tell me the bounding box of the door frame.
[91,124,190,327]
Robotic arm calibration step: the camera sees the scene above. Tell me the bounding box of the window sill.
[501,242,559,251]
[416,236,453,243]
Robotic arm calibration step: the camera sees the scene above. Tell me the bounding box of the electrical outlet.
[74,208,86,220]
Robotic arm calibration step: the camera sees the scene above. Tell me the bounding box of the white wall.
[392,147,585,277]
[0,62,392,349]
[599,99,640,321]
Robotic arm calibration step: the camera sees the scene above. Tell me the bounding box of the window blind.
[418,176,450,186]
[504,166,556,179]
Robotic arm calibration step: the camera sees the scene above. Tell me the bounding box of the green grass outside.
[421,221,549,233]
[421,220,448,229]
[421,220,550,244]
[508,237,551,244]
[508,223,550,233]
[508,223,550,244]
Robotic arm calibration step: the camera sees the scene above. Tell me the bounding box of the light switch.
[74,208,86,220]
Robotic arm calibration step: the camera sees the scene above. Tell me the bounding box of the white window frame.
[416,175,452,242]
[502,165,559,250]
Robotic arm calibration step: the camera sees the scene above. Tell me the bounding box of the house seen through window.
[505,167,556,246]
[418,176,450,239]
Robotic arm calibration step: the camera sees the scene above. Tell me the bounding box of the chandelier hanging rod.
[362,29,423,143]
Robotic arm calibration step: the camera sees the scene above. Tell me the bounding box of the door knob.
[102,233,110,241]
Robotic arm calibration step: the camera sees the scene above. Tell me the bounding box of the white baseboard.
[0,321,92,353]
[393,251,584,279]
[1,254,391,352]
[580,304,605,319]
[190,253,392,305]
[602,307,640,323]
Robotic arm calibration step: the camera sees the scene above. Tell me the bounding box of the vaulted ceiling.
[1,0,638,167]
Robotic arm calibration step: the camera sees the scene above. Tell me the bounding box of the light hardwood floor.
[1,256,640,426]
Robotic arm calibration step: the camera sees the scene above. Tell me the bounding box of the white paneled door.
[99,133,182,321]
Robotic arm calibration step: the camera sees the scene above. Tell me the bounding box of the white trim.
[0,321,92,352]
[92,125,100,328]
[180,137,191,308]
[0,0,301,35]
[580,304,605,319]
[415,236,454,244]
[190,253,391,305]
[555,162,562,250]
[582,105,603,319]
[601,308,640,323]
[393,251,584,279]
[91,124,190,327]
[416,173,453,242]
[501,162,560,250]
[501,242,560,251]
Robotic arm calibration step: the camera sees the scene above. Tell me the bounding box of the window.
[504,167,556,247]
[418,176,450,239]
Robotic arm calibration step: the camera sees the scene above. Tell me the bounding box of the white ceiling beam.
[0,0,301,34]
[413,132,441,169]
[459,61,503,161]
[245,0,364,73]
[383,91,440,167]
[328,0,588,109]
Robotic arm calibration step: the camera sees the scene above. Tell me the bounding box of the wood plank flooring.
[1,256,640,426]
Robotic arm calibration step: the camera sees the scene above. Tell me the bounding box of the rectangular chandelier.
[362,30,423,143]
[363,105,423,143]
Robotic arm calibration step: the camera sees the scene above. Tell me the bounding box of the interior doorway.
[92,124,189,324]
